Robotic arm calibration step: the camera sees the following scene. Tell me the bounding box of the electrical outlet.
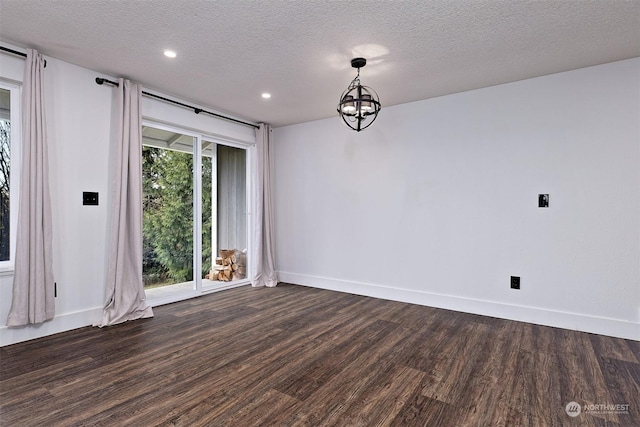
[510,276,520,290]
[83,191,99,206]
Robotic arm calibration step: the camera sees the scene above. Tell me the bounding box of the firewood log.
[220,249,235,259]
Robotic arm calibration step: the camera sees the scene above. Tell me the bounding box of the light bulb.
[341,95,356,114]
[361,94,373,112]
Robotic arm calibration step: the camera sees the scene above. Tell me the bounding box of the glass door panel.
[203,142,248,286]
[142,126,196,298]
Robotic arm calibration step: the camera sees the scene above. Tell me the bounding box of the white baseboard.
[3,276,637,346]
[278,271,639,341]
[0,306,103,347]
[0,283,252,347]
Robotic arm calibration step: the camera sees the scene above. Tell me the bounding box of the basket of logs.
[209,249,247,282]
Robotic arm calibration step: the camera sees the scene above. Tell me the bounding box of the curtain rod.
[0,46,47,67]
[95,77,259,129]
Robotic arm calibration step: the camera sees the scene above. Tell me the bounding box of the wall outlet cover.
[83,192,99,205]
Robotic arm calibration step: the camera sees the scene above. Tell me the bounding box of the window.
[0,81,20,270]
[141,122,251,301]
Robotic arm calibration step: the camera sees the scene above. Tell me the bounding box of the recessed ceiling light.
[164,50,177,58]
[261,93,271,99]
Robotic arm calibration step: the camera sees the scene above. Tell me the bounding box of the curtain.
[100,78,153,326]
[250,124,277,287]
[6,49,55,326]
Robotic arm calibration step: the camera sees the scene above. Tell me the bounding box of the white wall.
[142,95,255,146]
[274,58,640,341]
[0,48,256,346]
[0,52,112,346]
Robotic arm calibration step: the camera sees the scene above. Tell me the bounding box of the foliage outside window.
[0,118,9,261]
[142,146,213,286]
[0,85,15,265]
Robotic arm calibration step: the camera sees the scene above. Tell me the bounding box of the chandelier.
[337,57,381,132]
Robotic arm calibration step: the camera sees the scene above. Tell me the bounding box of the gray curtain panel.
[6,49,55,326]
[100,78,153,326]
[250,124,277,288]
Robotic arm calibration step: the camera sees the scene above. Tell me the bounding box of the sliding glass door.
[142,125,196,299]
[142,122,250,302]
[202,142,248,289]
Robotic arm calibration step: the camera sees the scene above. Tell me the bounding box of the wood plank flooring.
[1,283,639,426]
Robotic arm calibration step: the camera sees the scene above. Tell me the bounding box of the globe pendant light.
[337,58,381,132]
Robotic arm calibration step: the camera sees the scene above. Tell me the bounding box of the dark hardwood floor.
[1,283,639,426]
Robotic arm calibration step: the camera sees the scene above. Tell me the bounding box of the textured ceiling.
[1,0,639,127]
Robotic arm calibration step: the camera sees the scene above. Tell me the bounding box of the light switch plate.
[83,192,99,206]
[538,194,549,208]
